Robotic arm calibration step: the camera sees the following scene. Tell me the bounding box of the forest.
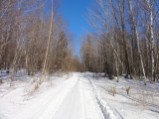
[0,0,159,119]
[1,0,159,85]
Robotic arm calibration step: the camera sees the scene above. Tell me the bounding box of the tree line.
[1,0,159,85]
[0,0,79,81]
[81,0,159,84]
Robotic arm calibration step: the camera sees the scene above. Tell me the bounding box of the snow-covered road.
[0,73,105,119]
[53,75,104,119]
[1,73,158,119]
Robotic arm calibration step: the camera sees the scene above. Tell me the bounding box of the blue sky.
[59,0,93,56]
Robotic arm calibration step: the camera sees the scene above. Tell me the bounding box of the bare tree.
[128,0,147,84]
[36,0,54,84]
[144,0,155,82]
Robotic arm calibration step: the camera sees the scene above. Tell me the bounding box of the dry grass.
[0,79,3,84]
[25,82,40,96]
[125,86,130,95]
[139,90,155,109]
[139,91,148,109]
[108,86,117,96]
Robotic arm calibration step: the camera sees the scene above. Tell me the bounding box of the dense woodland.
[81,0,159,84]
[0,0,79,79]
[0,0,159,85]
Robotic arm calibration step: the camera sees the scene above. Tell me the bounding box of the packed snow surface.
[0,72,159,119]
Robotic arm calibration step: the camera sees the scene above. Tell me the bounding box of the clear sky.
[59,0,93,56]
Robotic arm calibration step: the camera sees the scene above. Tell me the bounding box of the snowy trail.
[53,77,104,119]
[10,74,104,119]
[52,79,83,119]
[1,73,159,119]
[12,75,77,119]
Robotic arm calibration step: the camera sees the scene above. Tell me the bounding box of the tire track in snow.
[52,79,83,119]
[52,76,104,119]
[80,78,105,119]
[12,75,78,119]
[36,78,78,119]
[11,74,107,119]
[88,79,117,119]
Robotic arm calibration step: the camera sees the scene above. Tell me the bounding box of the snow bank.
[89,79,117,119]
[91,74,159,119]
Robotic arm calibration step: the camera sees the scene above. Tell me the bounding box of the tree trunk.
[145,0,155,82]
[39,0,54,83]
[129,0,147,84]
[120,0,131,78]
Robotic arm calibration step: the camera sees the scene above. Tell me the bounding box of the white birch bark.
[129,0,147,84]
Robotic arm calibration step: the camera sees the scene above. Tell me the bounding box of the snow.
[90,73,159,119]
[0,73,104,119]
[0,72,159,119]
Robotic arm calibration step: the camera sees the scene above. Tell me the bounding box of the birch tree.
[39,0,54,84]
[144,0,155,82]
[128,0,147,84]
